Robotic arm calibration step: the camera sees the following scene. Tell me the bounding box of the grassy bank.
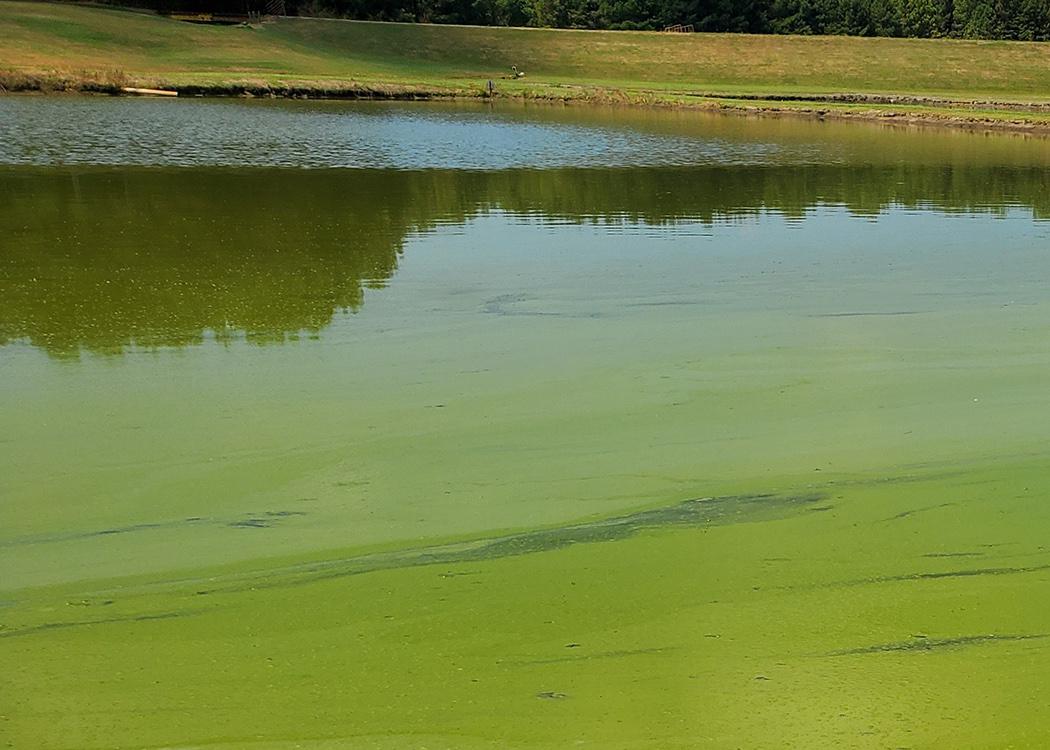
[4,0,1050,129]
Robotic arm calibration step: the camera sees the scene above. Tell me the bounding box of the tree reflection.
[2,164,1047,358]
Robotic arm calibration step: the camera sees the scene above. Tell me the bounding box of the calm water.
[3,98,1050,749]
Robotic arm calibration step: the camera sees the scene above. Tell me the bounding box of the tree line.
[98,0,1050,39]
[292,0,1049,39]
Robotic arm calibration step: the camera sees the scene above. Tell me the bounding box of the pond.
[2,97,1050,749]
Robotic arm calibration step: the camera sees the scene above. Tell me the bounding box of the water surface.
[2,98,1050,749]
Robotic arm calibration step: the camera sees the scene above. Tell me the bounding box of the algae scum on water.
[2,99,1050,749]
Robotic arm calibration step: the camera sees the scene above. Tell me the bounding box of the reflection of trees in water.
[488,165,1050,223]
[0,169,471,358]
[2,165,1047,358]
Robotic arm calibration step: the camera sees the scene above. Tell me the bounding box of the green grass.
[3,0,1050,123]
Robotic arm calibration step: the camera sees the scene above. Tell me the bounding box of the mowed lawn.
[3,0,1050,99]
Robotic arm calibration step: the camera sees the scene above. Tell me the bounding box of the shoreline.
[4,70,1050,135]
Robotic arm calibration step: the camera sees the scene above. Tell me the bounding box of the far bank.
[3,1,1050,133]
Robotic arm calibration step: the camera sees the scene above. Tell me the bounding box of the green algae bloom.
[3,100,1050,749]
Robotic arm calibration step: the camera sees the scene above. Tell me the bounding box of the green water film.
[2,101,1050,749]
